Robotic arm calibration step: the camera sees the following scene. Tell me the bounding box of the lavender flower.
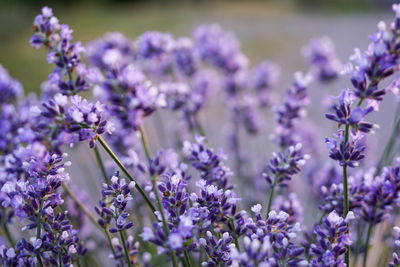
[30,6,89,95]
[183,136,232,189]
[244,209,307,266]
[325,90,377,134]
[38,93,114,148]
[358,163,400,225]
[309,211,353,267]
[271,193,303,224]
[249,61,280,106]
[0,65,23,103]
[95,172,135,233]
[325,130,365,168]
[390,226,400,267]
[90,63,166,131]
[193,24,248,74]
[86,32,134,70]
[199,231,233,266]
[303,37,342,82]
[274,72,312,148]
[263,143,310,188]
[172,37,197,77]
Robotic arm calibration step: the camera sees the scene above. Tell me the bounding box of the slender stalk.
[2,213,14,247]
[184,250,193,267]
[63,184,120,266]
[59,250,63,267]
[36,201,44,267]
[94,146,109,184]
[139,126,151,162]
[138,126,179,267]
[266,186,275,216]
[228,217,240,252]
[362,222,373,267]
[120,231,133,267]
[360,104,400,266]
[105,229,119,265]
[62,184,102,230]
[97,136,156,214]
[343,123,350,266]
[376,105,400,174]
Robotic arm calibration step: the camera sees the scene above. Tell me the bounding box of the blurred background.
[1,1,399,265]
[1,1,399,180]
[1,0,399,192]
[0,0,396,93]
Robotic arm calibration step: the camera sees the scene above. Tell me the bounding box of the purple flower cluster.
[183,136,232,189]
[263,143,310,188]
[39,94,114,148]
[0,65,23,104]
[274,72,312,148]
[309,211,353,267]
[3,3,400,267]
[31,7,89,96]
[303,37,342,82]
[96,172,135,233]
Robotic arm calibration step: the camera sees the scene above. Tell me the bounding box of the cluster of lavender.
[2,4,400,267]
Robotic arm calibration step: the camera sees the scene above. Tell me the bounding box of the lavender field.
[0,1,399,267]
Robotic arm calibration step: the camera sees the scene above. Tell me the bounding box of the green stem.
[120,231,133,267]
[59,249,63,267]
[94,146,109,184]
[97,136,156,214]
[36,201,44,267]
[63,184,121,266]
[2,214,14,247]
[228,217,240,252]
[376,105,400,174]
[184,250,193,267]
[362,222,373,267]
[343,123,350,267]
[62,184,102,231]
[138,127,151,163]
[138,127,179,267]
[105,229,119,265]
[266,186,275,216]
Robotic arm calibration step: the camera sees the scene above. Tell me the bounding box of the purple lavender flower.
[358,163,400,225]
[90,63,166,132]
[157,172,189,224]
[95,171,135,232]
[249,61,280,106]
[303,37,342,82]
[135,31,174,60]
[309,211,353,267]
[390,226,400,267]
[30,6,89,95]
[344,17,400,105]
[325,130,365,168]
[244,209,307,266]
[172,37,197,77]
[274,72,312,148]
[193,24,248,74]
[271,193,303,224]
[199,231,233,266]
[183,136,233,189]
[38,93,114,148]
[86,32,134,70]
[0,65,23,103]
[325,89,377,134]
[111,235,140,266]
[263,143,310,188]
